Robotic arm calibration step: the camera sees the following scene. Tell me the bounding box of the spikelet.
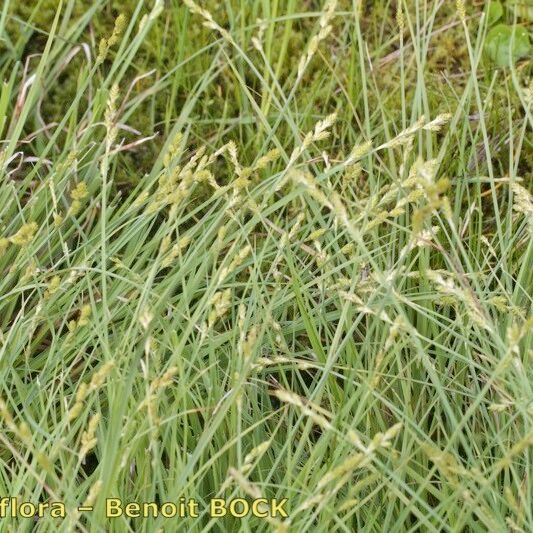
[251,18,267,52]
[367,422,402,452]
[139,367,178,426]
[151,367,178,390]
[489,399,514,413]
[71,181,88,201]
[57,150,79,174]
[505,318,533,367]
[208,288,232,327]
[427,271,490,331]
[0,397,31,445]
[253,355,315,372]
[505,517,525,533]
[67,201,82,218]
[108,14,127,46]
[8,222,38,246]
[405,157,451,235]
[163,132,183,168]
[456,0,466,22]
[83,480,103,507]
[311,113,337,143]
[511,183,533,231]
[331,192,356,235]
[290,170,332,209]
[378,115,426,149]
[97,39,108,64]
[423,113,452,132]
[67,363,114,422]
[240,326,257,360]
[524,79,533,106]
[227,141,242,177]
[253,148,281,171]
[291,113,337,164]
[68,182,89,217]
[67,364,114,422]
[274,115,337,191]
[342,163,362,187]
[396,1,405,32]
[53,213,63,227]
[273,387,334,431]
[160,235,171,255]
[80,413,101,459]
[216,225,228,245]
[374,112,451,154]
[317,453,369,490]
[0,238,8,255]
[148,143,225,214]
[364,210,390,232]
[133,190,149,209]
[90,361,115,390]
[423,443,468,485]
[217,244,251,283]
[372,316,406,387]
[493,430,533,473]
[308,228,327,241]
[242,441,270,472]
[138,306,153,331]
[161,235,192,268]
[227,468,262,499]
[299,422,401,516]
[183,0,231,40]
[96,14,126,63]
[77,305,92,327]
[347,140,373,163]
[340,242,355,255]
[286,212,306,243]
[44,275,61,298]
[297,1,338,80]
[138,14,149,33]
[224,466,288,531]
[104,83,120,151]
[67,384,88,422]
[339,291,363,305]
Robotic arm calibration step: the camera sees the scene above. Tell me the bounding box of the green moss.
[3,0,529,192]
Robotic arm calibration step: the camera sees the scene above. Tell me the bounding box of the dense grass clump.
[0,0,531,531]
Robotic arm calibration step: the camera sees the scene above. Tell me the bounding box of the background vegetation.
[0,0,531,531]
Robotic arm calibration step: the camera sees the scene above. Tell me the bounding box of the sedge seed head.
[456,0,466,21]
[8,222,38,246]
[0,238,9,255]
[396,2,405,32]
[71,182,88,201]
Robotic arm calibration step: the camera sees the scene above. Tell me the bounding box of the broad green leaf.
[487,1,503,25]
[485,23,531,66]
